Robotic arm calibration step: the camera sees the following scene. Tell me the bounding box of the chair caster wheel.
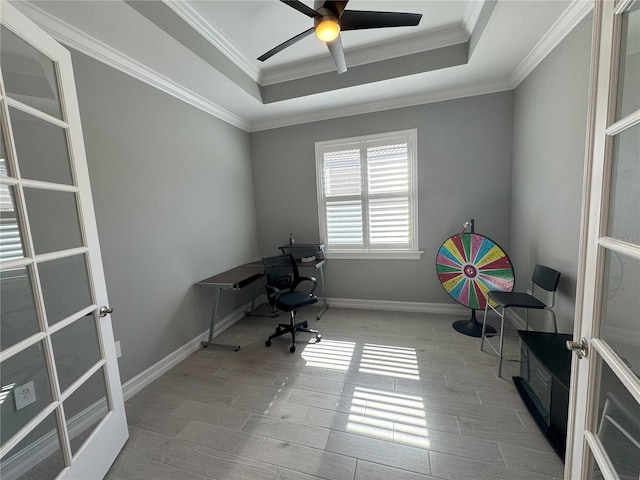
[290,345,296,353]
[315,334,322,343]
[275,327,282,333]
[265,340,271,347]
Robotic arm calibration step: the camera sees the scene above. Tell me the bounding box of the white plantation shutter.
[367,143,409,246]
[323,148,363,245]
[326,200,363,245]
[316,129,419,257]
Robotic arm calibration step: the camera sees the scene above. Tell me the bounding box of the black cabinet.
[513,331,572,460]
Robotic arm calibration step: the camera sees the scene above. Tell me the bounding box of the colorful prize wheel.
[436,233,515,336]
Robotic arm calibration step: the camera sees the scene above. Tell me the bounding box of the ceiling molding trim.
[462,0,486,36]
[346,27,469,70]
[162,0,261,82]
[260,26,469,86]
[510,0,594,87]
[14,2,250,132]
[250,79,513,132]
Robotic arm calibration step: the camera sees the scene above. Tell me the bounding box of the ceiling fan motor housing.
[315,1,347,17]
[315,7,338,26]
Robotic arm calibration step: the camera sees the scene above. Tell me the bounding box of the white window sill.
[325,250,424,260]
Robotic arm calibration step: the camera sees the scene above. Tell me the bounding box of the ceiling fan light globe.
[315,19,340,42]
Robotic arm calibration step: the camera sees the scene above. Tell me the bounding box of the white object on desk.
[301,255,316,262]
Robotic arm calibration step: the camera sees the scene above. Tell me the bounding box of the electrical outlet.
[115,341,122,358]
[14,381,36,410]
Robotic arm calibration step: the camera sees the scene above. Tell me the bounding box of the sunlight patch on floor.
[347,387,430,448]
[359,343,420,380]
[301,340,355,371]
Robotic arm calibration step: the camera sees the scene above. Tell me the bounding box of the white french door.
[565,1,639,479]
[0,3,128,479]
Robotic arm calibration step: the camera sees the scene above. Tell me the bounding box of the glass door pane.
[23,189,83,255]
[0,26,63,119]
[593,360,640,479]
[0,266,39,350]
[615,3,640,121]
[606,123,640,245]
[600,252,640,378]
[38,254,92,326]
[63,367,109,455]
[0,412,65,480]
[0,342,53,445]
[8,107,73,185]
[51,316,101,392]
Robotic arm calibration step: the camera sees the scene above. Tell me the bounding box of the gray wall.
[70,50,259,383]
[250,92,514,304]
[65,11,593,383]
[510,14,593,333]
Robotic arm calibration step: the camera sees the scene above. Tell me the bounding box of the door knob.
[99,306,113,317]
[566,337,588,359]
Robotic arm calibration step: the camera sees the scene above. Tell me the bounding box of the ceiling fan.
[257,1,423,74]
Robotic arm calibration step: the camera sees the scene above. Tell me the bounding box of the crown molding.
[348,26,469,70]
[163,0,261,82]
[250,78,513,132]
[260,25,469,86]
[510,0,594,87]
[13,2,250,131]
[462,0,486,37]
[12,0,593,136]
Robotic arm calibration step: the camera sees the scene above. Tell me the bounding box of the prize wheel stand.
[436,219,515,337]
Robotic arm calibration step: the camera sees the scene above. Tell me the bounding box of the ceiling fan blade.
[327,34,347,74]
[281,0,320,18]
[257,27,315,62]
[339,10,422,31]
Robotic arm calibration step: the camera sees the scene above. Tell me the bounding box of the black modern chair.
[480,264,561,377]
[262,254,322,353]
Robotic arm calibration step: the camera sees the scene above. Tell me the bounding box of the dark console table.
[513,330,572,460]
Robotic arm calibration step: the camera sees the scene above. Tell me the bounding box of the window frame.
[315,128,422,260]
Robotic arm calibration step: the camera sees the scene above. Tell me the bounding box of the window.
[315,129,421,259]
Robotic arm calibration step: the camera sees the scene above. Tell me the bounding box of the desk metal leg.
[316,265,329,320]
[201,288,241,351]
[245,280,279,318]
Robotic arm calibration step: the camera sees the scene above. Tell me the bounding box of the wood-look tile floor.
[105,307,565,480]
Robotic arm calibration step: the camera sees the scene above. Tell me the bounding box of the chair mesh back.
[262,254,299,291]
[532,264,561,292]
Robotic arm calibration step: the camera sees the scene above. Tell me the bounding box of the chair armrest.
[265,284,283,305]
[294,276,317,295]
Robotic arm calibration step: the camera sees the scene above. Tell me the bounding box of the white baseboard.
[326,297,470,316]
[121,300,251,401]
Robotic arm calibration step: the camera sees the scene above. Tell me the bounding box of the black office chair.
[262,254,322,353]
[480,264,561,377]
